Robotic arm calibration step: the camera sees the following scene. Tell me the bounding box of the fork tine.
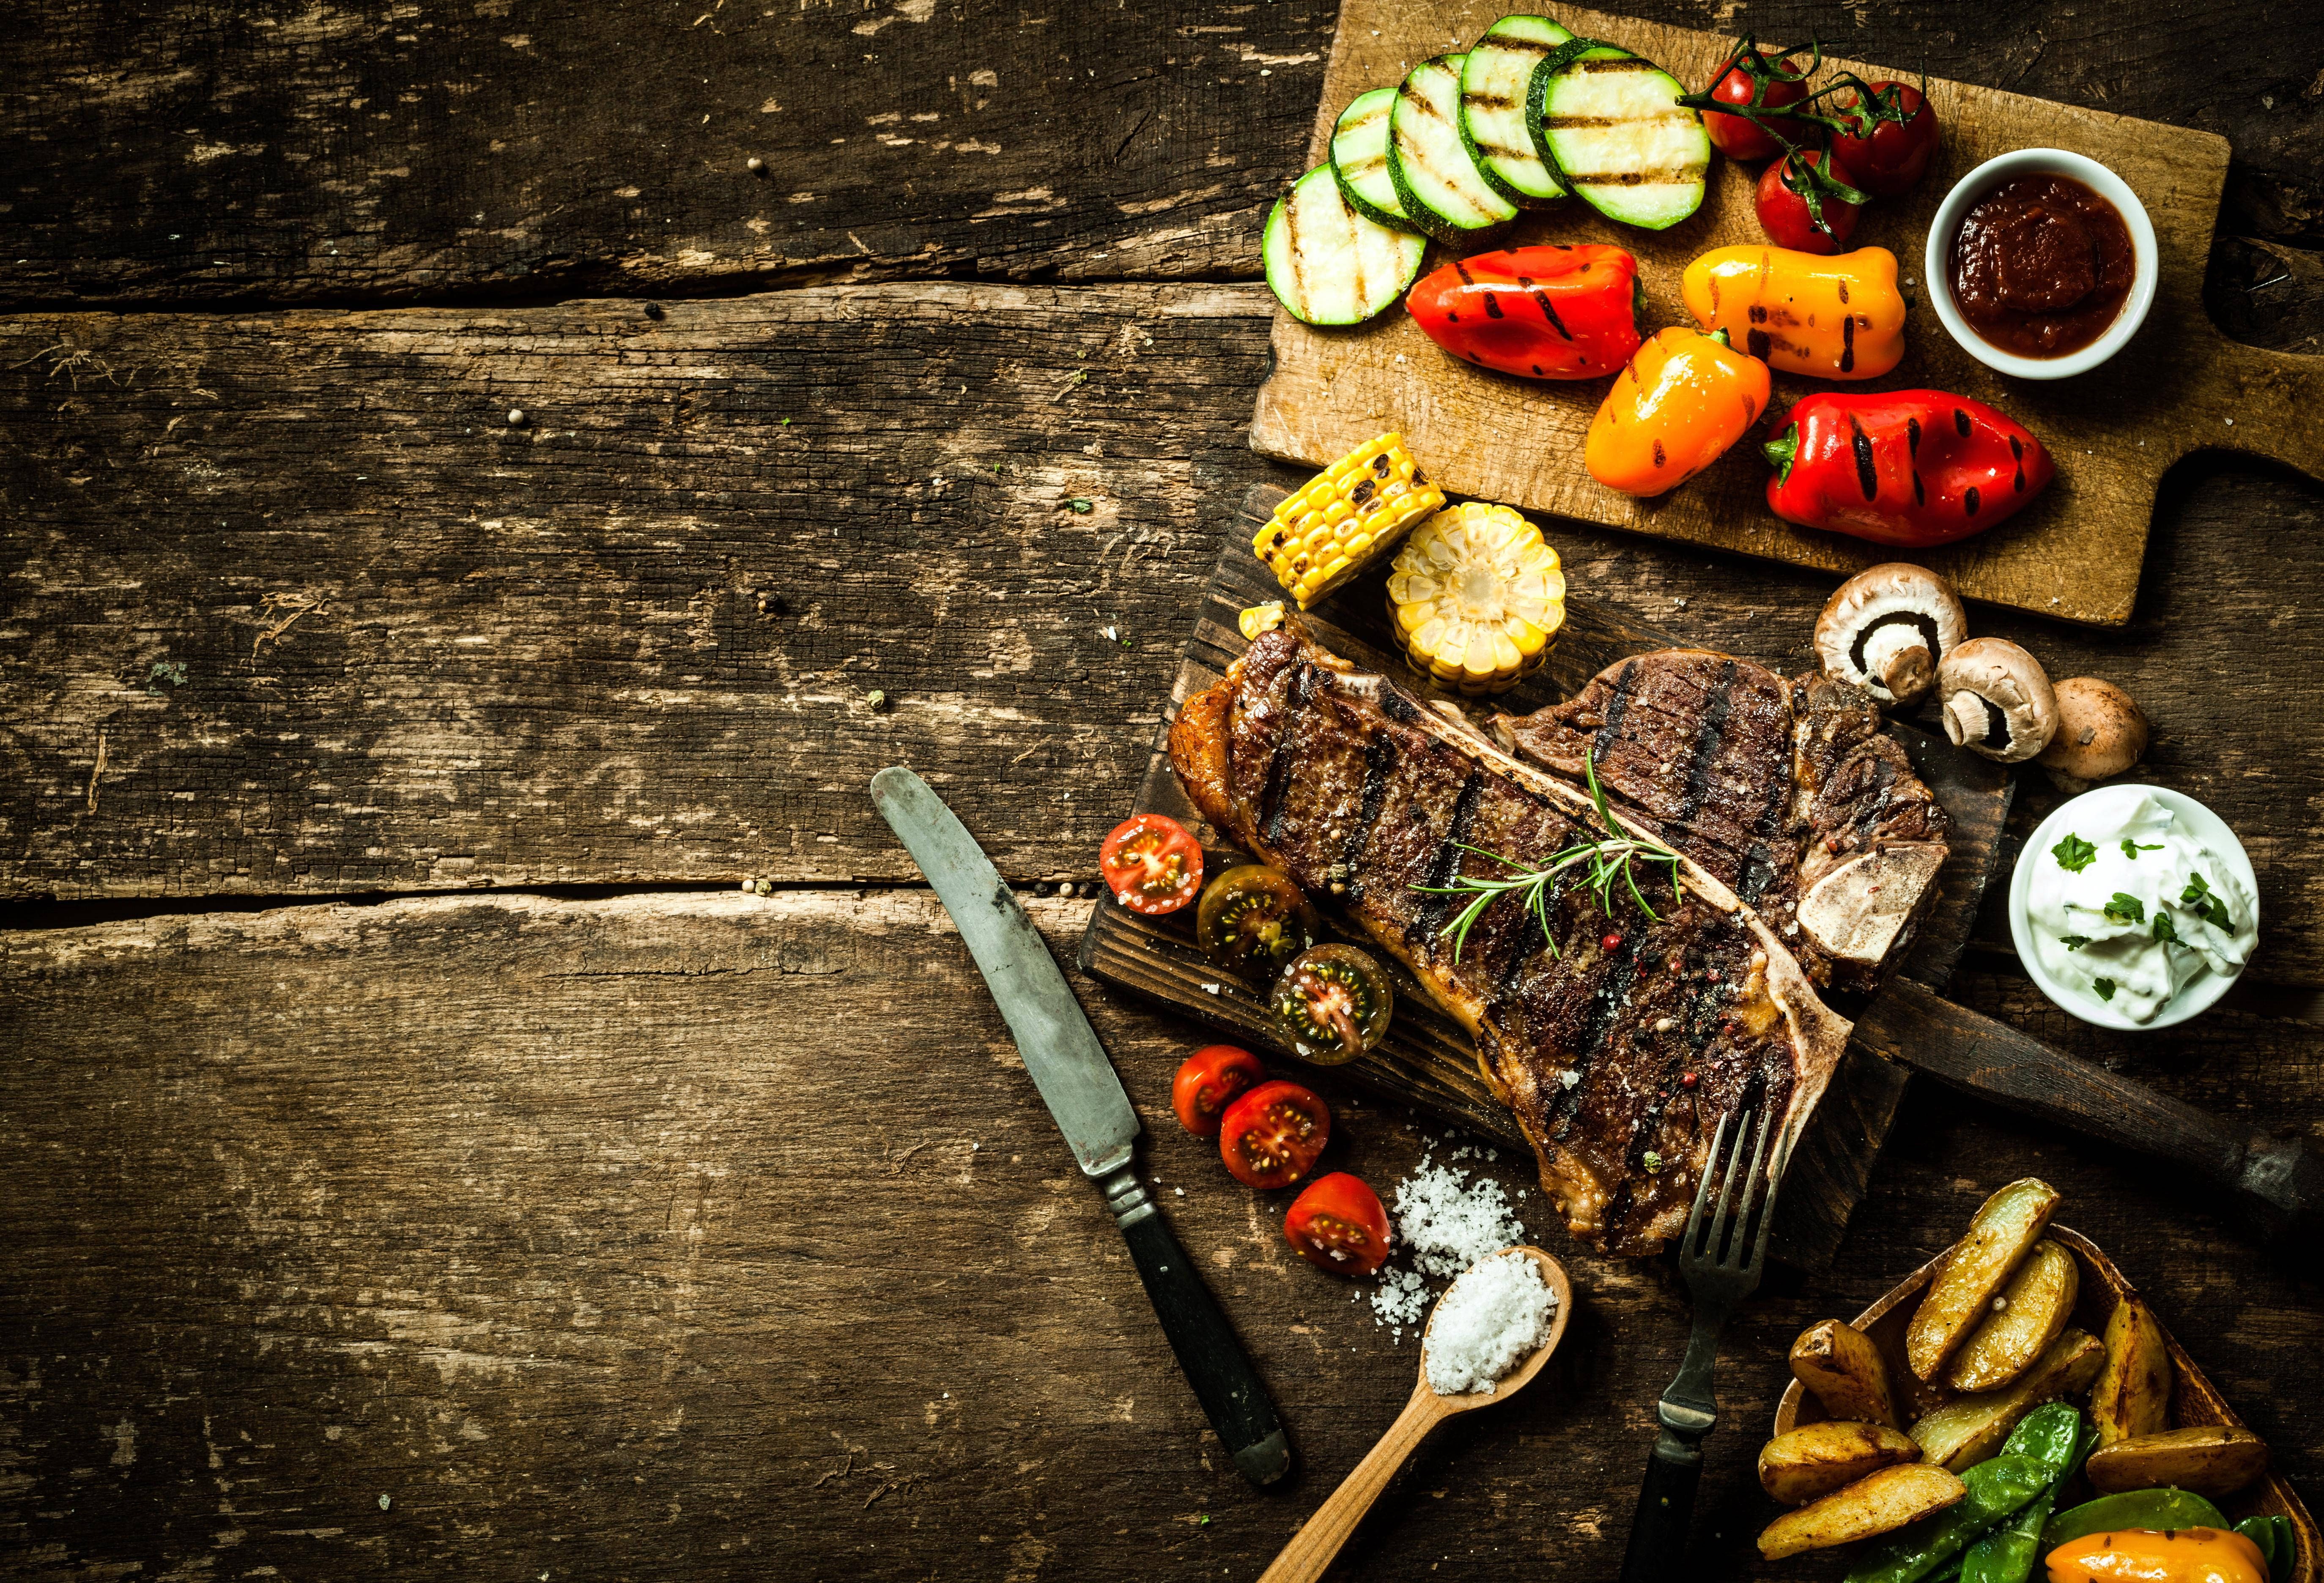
[1748,1123,1793,1274]
[1703,1107,1751,1264]
[1683,1109,1732,1259]
[1731,1105,1776,1267]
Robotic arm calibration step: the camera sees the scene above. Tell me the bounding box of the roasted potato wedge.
[1910,1327,2103,1471]
[1759,1421,1921,1506]
[1944,1238,2078,1393]
[1757,1463,1968,1559]
[1791,1319,1901,1430]
[2086,1426,2269,1499]
[1906,1177,2061,1381]
[2089,1293,2173,1448]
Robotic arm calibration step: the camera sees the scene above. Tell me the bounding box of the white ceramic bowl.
[1923,148,2159,381]
[2008,783,2258,1031]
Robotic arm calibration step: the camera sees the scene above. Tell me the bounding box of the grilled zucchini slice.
[1389,54,1518,242]
[1329,88,1421,234]
[1262,164,1430,327]
[1458,15,1574,206]
[1528,40,1710,230]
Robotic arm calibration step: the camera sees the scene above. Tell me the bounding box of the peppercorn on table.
[1,1,2321,1579]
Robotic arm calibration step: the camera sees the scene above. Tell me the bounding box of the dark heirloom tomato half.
[1829,80,1938,197]
[1219,1080,1331,1190]
[1405,246,1643,382]
[1195,864,1322,976]
[1170,1044,1265,1138]
[1284,1172,1392,1276]
[1272,943,1394,1065]
[1097,813,1203,915]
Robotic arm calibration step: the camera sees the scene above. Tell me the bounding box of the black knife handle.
[1102,1167,1292,1486]
[1617,1429,1703,1583]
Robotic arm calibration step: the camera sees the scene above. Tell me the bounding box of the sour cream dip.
[2011,785,2257,1029]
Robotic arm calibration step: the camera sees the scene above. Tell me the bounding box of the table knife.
[871,766,1293,1487]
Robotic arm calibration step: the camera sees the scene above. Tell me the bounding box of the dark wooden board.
[1251,2,2324,628]
[1079,483,2012,1268]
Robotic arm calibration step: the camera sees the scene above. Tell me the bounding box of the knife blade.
[871,766,1293,1486]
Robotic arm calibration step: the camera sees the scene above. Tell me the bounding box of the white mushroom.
[1814,564,1969,709]
[2036,677,2149,792]
[1938,638,2059,763]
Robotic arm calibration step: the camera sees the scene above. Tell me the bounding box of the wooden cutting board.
[1077,484,2013,1269]
[1250,1,2324,626]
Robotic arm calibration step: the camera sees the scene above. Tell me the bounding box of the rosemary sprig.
[1411,750,1685,963]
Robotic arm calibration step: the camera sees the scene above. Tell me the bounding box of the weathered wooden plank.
[2,0,2320,306]
[4,293,2323,989]
[0,893,2316,1579]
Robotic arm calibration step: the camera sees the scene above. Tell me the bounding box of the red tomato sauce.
[1949,173,2135,358]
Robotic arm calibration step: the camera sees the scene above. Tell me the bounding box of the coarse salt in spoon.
[1257,1246,1574,1583]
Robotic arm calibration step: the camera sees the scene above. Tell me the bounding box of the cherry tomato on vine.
[1171,1044,1265,1138]
[1284,1173,1392,1276]
[1699,43,1813,162]
[1097,813,1203,915]
[1755,149,1864,255]
[1195,864,1322,976]
[1219,1079,1330,1190]
[1829,80,1938,197]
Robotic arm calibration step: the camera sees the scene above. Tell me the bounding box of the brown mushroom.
[1938,638,2058,763]
[2036,678,2149,792]
[1813,565,1969,709]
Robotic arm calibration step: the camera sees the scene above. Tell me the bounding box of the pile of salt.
[1422,1250,1556,1396]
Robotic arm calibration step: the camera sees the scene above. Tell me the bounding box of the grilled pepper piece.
[1255,433,1446,608]
[1586,326,1770,497]
[1764,391,2055,548]
[1406,244,1644,380]
[1682,244,1907,380]
[2042,1528,2269,1583]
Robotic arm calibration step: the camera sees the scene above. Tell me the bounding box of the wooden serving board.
[1077,484,2012,1269]
[1250,1,2324,626]
[1776,1225,2319,1581]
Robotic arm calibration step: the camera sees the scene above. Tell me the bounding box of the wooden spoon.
[1256,1245,1574,1583]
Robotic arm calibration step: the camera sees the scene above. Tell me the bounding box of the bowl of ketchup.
[1924,148,2158,380]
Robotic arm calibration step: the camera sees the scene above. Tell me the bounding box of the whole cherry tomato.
[1755,149,1864,255]
[1829,80,1938,197]
[1097,813,1203,915]
[1171,1044,1264,1138]
[1218,1079,1330,1190]
[1699,43,1812,162]
[1284,1173,1392,1276]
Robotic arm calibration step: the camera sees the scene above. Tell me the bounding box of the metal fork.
[1616,1106,1791,1583]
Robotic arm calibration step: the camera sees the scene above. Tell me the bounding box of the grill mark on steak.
[1675,658,1739,822]
[1256,662,1318,845]
[1591,659,1642,766]
[1338,736,1400,901]
[1411,770,1488,938]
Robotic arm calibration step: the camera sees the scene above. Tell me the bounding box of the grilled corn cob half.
[1254,433,1444,608]
[1387,502,1565,696]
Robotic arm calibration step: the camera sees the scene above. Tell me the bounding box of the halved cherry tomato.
[1272,943,1394,1065]
[1755,149,1865,255]
[1284,1172,1392,1276]
[1829,80,1938,198]
[1699,43,1813,162]
[1171,1044,1265,1138]
[1196,864,1322,976]
[1219,1079,1330,1189]
[1098,813,1203,915]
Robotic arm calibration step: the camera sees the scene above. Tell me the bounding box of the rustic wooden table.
[2,3,2319,1579]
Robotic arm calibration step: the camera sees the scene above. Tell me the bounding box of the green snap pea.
[2042,1487,2230,1550]
[2232,1514,2295,1582]
[1844,1455,2053,1583]
[1957,1408,2094,1583]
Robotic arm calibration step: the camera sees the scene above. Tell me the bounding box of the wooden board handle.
[1855,980,2324,1246]
[2187,335,2324,484]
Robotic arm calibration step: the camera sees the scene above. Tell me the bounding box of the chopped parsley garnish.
[2052,833,2097,873]
[2059,934,2092,951]
[2121,839,2164,860]
[2181,872,2233,931]
[2102,893,2145,926]
[2151,911,2180,945]
[2093,977,2118,1001]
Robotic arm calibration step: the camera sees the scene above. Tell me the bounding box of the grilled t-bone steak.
[1492,652,1950,993]
[1169,628,1853,1257]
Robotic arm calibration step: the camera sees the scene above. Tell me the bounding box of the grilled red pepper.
[1406,244,1643,381]
[1763,391,2055,548]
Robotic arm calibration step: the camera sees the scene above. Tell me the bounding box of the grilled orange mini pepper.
[1681,244,1907,380]
[2045,1527,2269,1583]
[1586,326,1771,497]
